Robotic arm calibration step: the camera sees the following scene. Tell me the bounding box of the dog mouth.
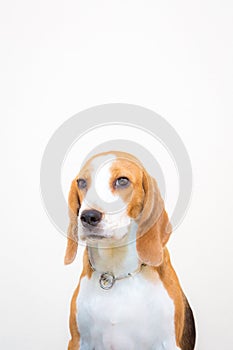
[79,223,121,241]
[78,221,131,243]
[79,228,111,241]
[85,233,107,240]
[80,229,128,242]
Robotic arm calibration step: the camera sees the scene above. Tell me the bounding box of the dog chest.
[76,272,178,350]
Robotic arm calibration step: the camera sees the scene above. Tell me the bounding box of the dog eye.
[115,177,130,188]
[77,178,87,189]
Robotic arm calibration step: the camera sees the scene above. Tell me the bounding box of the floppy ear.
[64,179,80,265]
[136,170,172,266]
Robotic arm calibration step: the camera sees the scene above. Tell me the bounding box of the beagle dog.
[64,151,196,350]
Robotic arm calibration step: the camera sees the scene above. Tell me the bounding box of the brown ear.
[64,179,80,265]
[136,170,172,266]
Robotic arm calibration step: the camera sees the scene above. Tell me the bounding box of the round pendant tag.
[99,272,115,290]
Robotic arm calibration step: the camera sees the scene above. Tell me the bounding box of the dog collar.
[88,259,146,290]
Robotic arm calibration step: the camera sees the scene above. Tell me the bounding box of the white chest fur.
[77,269,179,350]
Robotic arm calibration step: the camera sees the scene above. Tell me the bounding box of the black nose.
[80,209,102,227]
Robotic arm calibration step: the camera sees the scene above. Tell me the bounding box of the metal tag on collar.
[99,272,116,290]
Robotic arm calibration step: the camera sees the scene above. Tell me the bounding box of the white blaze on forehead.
[95,159,118,203]
[85,154,119,208]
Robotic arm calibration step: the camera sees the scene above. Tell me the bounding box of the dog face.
[64,151,172,266]
[77,153,145,243]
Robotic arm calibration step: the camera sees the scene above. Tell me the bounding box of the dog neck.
[87,221,140,276]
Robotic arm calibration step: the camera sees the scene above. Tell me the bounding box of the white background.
[0,1,233,349]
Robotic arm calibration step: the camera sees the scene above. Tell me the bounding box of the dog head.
[64,151,172,266]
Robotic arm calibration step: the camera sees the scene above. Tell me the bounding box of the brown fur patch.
[155,248,185,346]
[107,152,172,267]
[64,179,80,265]
[68,249,92,350]
[109,157,145,219]
[136,209,171,266]
[64,168,91,264]
[180,297,196,350]
[136,168,172,266]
